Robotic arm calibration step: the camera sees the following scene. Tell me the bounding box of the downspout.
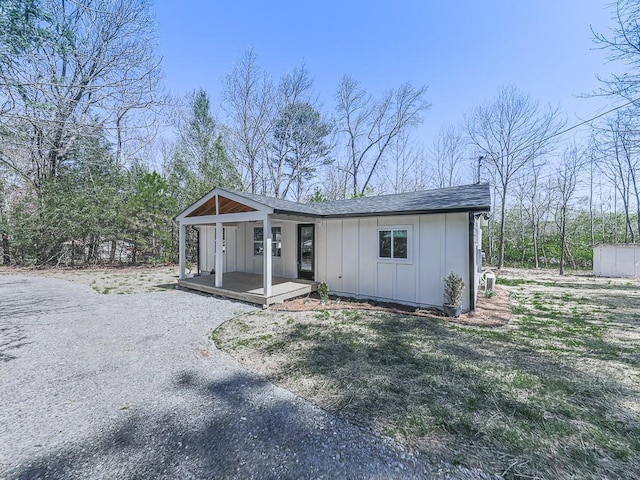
[468,212,476,312]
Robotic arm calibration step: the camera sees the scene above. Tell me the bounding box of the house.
[175,183,491,310]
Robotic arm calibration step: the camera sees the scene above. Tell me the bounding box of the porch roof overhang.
[175,188,326,226]
[175,188,275,225]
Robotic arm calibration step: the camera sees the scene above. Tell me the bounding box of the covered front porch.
[175,188,319,306]
[177,272,318,306]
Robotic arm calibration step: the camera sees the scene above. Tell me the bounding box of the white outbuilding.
[175,183,491,311]
[593,244,640,277]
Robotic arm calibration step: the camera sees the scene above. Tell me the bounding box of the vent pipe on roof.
[476,156,485,184]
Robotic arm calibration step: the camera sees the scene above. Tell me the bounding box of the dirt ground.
[0,265,511,326]
[271,284,512,327]
[0,265,179,294]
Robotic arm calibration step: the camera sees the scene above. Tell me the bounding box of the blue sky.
[154,0,616,146]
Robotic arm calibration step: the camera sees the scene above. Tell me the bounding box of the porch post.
[215,222,223,288]
[263,214,272,297]
[178,222,186,280]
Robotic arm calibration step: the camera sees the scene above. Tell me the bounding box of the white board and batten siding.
[594,244,640,277]
[197,226,237,274]
[316,213,471,310]
[200,222,300,278]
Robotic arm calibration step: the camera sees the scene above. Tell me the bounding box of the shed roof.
[215,183,491,218]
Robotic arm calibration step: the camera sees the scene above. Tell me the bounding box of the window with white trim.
[254,226,282,257]
[378,228,408,259]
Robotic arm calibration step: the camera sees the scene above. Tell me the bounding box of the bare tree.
[335,75,430,197]
[514,159,551,268]
[430,124,469,188]
[554,147,582,275]
[320,165,350,201]
[593,110,640,242]
[593,0,640,99]
[383,131,429,193]
[221,48,273,194]
[465,85,564,268]
[0,0,164,192]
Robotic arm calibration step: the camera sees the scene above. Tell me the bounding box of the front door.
[298,224,315,280]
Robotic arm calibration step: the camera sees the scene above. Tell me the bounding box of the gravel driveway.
[0,275,497,479]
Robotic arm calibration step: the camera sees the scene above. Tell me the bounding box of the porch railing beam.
[180,210,271,225]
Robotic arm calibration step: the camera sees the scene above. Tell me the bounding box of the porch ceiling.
[187,195,257,217]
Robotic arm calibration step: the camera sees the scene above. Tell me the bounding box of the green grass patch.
[214,276,640,480]
[496,277,529,286]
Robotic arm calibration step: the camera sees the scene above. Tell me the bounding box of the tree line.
[1,0,639,272]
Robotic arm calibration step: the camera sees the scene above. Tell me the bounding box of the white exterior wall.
[198,213,476,310]
[198,226,215,273]
[594,244,640,277]
[197,226,238,273]
[316,213,471,311]
[234,221,298,278]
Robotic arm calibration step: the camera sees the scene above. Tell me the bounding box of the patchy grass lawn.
[214,271,640,479]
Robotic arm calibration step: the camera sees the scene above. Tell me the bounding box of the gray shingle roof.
[223,190,323,216]
[222,183,490,217]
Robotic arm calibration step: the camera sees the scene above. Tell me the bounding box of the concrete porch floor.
[177,271,318,306]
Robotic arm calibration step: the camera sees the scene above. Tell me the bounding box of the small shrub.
[484,289,495,298]
[318,281,329,304]
[443,271,465,306]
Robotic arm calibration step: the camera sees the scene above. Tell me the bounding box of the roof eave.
[272,208,323,218]
[321,206,491,218]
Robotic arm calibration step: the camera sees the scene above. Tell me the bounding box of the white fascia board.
[179,210,272,225]
[271,213,321,223]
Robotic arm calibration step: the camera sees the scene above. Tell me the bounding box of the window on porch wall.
[253,227,282,257]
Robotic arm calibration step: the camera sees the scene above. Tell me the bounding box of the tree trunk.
[498,193,507,269]
[613,191,617,243]
[559,207,567,275]
[109,239,116,264]
[589,161,595,247]
[626,187,633,242]
[2,233,10,265]
[532,222,539,269]
[489,222,494,264]
[520,215,526,264]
